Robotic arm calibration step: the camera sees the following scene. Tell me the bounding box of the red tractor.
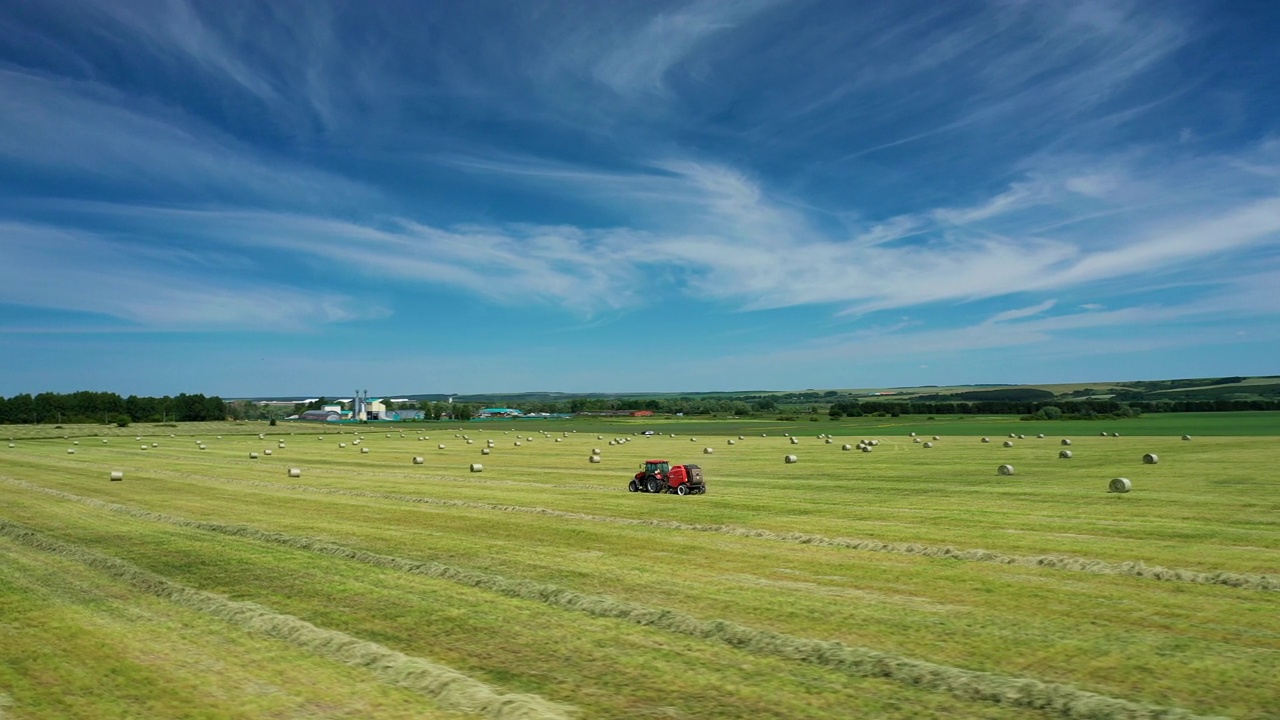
[630,460,706,495]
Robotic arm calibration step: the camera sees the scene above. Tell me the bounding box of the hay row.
[0,518,569,720]
[1,487,1216,720]
[109,474,1278,593]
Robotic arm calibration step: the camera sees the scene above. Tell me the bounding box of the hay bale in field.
[690,437,697,442]
[288,468,301,478]
[1037,433,1045,439]
[784,455,798,464]
[981,437,990,443]
[1143,453,1159,464]
[861,445,872,453]
[1003,441,1014,447]
[997,464,1014,476]
[259,434,265,440]
[67,448,75,454]
[102,439,109,444]
[481,448,491,455]
[199,445,206,450]
[249,452,259,459]
[73,440,79,445]
[339,443,347,448]
[909,432,917,437]
[727,439,736,445]
[842,444,853,451]
[412,456,424,465]
[151,443,158,448]
[1017,434,1026,440]
[437,444,446,450]
[1100,431,1108,437]
[703,447,713,454]
[592,448,602,454]
[1109,477,1132,493]
[923,442,933,448]
[140,445,148,450]
[790,437,800,445]
[1113,432,1121,437]
[360,447,370,454]
[825,438,833,444]
[1059,450,1073,459]
[1008,433,1016,439]
[514,441,522,447]
[469,463,483,473]
[7,443,13,448]
[608,440,616,446]
[738,435,745,440]
[932,436,940,441]
[264,449,273,456]
[913,437,921,443]
[589,455,601,463]
[1182,434,1192,441]
[1061,439,1072,446]
[135,436,141,441]
[870,440,880,446]
[761,433,767,437]
[109,471,123,481]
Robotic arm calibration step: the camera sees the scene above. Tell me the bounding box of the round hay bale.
[258,434,265,440]
[842,444,853,451]
[913,437,921,443]
[1008,433,1017,439]
[861,445,872,453]
[1100,431,1108,437]
[1143,453,1159,464]
[198,445,206,450]
[1003,440,1014,448]
[140,445,148,450]
[277,442,285,448]
[553,439,559,443]
[727,439,736,445]
[73,440,79,445]
[1182,434,1192,441]
[784,433,790,437]
[703,447,714,454]
[103,439,109,444]
[437,444,446,450]
[6,443,13,448]
[469,463,483,473]
[923,442,933,448]
[288,468,301,478]
[790,437,800,445]
[151,443,158,448]
[1112,432,1121,437]
[690,437,697,442]
[135,436,141,441]
[66,448,75,454]
[249,452,259,459]
[608,440,616,446]
[997,464,1014,476]
[738,435,745,440]
[109,471,123,481]
[870,440,880,446]
[909,432,917,437]
[339,443,347,448]
[1037,433,1045,439]
[825,438,833,444]
[1061,439,1072,446]
[412,456,424,464]
[1109,477,1132,493]
[514,441,522,447]
[761,433,767,437]
[981,437,990,443]
[481,448,491,455]
[932,436,940,441]
[264,449,273,456]
[1017,434,1026,440]
[598,435,604,440]
[1059,450,1073,459]
[589,455,601,463]
[360,447,370,454]
[784,454,798,464]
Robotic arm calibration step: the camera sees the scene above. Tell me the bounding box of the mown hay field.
[1,417,1278,719]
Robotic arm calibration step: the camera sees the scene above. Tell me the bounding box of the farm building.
[479,407,523,417]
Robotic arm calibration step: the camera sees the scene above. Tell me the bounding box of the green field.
[2,416,1278,718]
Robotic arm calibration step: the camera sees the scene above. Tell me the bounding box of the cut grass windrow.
[0,518,571,720]
[123,473,1280,592]
[6,479,1222,720]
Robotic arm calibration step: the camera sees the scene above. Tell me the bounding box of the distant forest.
[1,378,1277,426]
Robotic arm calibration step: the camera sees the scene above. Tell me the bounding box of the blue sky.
[1,0,1278,397]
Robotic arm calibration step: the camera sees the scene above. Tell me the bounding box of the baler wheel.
[676,484,689,496]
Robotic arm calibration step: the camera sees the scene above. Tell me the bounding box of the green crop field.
[2,416,1278,719]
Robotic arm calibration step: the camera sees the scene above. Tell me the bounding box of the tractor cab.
[640,460,671,477]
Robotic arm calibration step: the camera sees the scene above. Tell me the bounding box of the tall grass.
[0,518,571,720]
[4,479,1219,720]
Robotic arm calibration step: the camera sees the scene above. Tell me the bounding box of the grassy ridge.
[2,420,1278,717]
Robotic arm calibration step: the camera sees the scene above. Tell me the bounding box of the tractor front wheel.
[628,479,640,492]
[675,484,689,496]
[646,477,662,494]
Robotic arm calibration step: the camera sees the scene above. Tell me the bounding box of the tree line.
[0,391,227,425]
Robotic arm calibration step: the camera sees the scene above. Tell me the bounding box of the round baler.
[629,459,706,495]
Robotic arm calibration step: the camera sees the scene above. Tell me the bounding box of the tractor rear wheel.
[628,479,640,492]
[646,477,662,494]
[675,484,689,496]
